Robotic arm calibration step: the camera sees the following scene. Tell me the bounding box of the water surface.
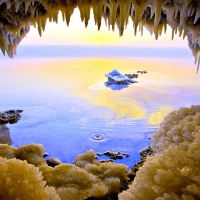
[0,57,199,167]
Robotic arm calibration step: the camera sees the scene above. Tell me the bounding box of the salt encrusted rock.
[15,143,46,167]
[0,143,46,166]
[97,151,129,160]
[75,150,129,195]
[127,146,153,182]
[0,110,23,124]
[0,144,129,199]
[0,157,60,200]
[119,141,200,200]
[119,105,200,200]
[151,105,200,153]
[46,157,62,167]
[105,69,137,85]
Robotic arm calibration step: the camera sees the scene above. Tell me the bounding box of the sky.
[20,8,188,48]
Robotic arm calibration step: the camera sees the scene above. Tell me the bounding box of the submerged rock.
[0,110,23,124]
[0,125,12,145]
[125,74,139,79]
[137,70,147,74]
[127,146,153,182]
[97,151,129,160]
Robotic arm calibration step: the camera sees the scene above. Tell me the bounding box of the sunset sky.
[20,8,188,48]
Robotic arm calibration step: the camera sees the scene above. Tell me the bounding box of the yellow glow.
[92,91,146,119]
[21,9,188,47]
[2,57,199,123]
[148,106,174,125]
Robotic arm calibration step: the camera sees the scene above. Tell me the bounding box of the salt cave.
[1,0,200,200]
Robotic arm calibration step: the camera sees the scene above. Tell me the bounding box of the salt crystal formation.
[151,105,200,153]
[0,105,200,199]
[0,144,128,199]
[0,157,60,200]
[0,143,46,166]
[0,0,200,68]
[119,105,200,200]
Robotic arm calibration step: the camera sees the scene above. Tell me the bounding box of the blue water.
[0,57,200,168]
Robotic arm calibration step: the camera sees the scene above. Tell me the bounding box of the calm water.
[0,57,200,167]
[0,0,199,177]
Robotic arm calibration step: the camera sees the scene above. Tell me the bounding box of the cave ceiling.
[0,0,200,69]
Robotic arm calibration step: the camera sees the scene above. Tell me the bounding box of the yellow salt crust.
[0,106,200,199]
[74,149,129,194]
[119,105,200,200]
[151,105,200,153]
[0,157,60,200]
[0,144,128,199]
[40,149,128,199]
[0,143,46,166]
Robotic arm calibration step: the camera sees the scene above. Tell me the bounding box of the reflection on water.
[0,57,199,167]
[0,0,199,177]
[0,125,12,145]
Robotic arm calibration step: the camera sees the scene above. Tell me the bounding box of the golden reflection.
[18,58,200,120]
[92,91,146,120]
[148,106,174,125]
[1,57,199,123]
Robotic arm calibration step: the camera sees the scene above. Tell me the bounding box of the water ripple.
[89,132,107,142]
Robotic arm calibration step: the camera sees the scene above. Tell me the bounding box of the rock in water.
[105,69,137,90]
[0,110,23,124]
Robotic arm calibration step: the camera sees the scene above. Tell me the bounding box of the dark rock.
[139,146,153,158]
[122,153,129,158]
[86,193,119,200]
[127,146,153,182]
[125,74,138,79]
[0,110,23,124]
[97,151,129,160]
[43,152,49,158]
[99,159,114,163]
[46,157,62,167]
[137,70,147,74]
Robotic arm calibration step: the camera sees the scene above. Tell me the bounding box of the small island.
[105,69,138,90]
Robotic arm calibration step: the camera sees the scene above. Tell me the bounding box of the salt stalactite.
[0,26,30,57]
[60,6,75,26]
[131,0,150,35]
[92,0,105,30]
[77,2,91,27]
[0,0,200,62]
